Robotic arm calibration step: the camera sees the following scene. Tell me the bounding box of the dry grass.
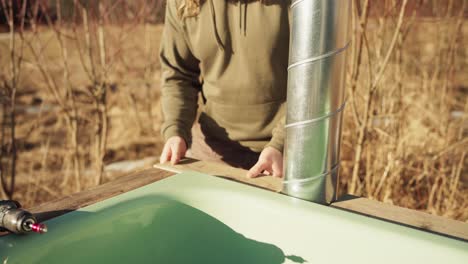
[339,0,467,221]
[0,0,466,221]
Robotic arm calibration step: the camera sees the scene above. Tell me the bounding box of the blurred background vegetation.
[0,0,467,221]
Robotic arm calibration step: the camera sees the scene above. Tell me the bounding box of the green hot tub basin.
[0,172,467,263]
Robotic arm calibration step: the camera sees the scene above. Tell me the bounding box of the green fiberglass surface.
[0,171,467,264]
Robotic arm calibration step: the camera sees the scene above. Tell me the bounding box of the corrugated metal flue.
[283,0,351,204]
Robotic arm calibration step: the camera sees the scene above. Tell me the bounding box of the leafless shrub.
[0,0,27,199]
[341,0,467,220]
[0,0,163,204]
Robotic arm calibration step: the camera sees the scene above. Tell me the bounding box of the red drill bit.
[30,223,48,234]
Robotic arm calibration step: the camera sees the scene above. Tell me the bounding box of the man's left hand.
[247,147,283,178]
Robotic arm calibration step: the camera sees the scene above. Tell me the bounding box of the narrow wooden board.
[28,168,173,222]
[331,196,468,241]
[154,158,282,192]
[155,158,468,241]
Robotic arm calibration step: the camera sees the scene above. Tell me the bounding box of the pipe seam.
[288,41,351,71]
[290,0,307,9]
[283,163,340,185]
[285,101,346,129]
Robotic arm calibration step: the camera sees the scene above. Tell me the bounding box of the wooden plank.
[154,158,282,192]
[28,168,173,222]
[332,196,468,241]
[155,158,468,241]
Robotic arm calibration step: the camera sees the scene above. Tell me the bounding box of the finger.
[160,144,172,164]
[170,144,181,165]
[247,162,268,178]
[272,162,283,178]
[174,143,186,164]
[176,142,186,158]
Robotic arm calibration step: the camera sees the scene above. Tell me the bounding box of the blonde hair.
[177,0,201,18]
[177,0,267,18]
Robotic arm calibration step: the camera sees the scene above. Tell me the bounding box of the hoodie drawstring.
[209,0,248,51]
[238,0,247,35]
[209,0,225,50]
[243,0,247,35]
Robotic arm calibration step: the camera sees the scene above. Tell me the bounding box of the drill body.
[0,200,47,234]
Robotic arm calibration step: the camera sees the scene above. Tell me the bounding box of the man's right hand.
[159,136,187,165]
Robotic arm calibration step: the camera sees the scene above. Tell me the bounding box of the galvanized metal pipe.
[283,0,351,204]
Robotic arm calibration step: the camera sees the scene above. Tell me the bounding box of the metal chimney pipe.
[283,0,351,204]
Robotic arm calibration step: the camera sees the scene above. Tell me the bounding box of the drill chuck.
[0,200,47,234]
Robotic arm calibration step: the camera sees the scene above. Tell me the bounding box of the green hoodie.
[160,0,289,153]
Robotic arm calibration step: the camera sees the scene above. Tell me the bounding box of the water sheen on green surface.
[1,196,290,264]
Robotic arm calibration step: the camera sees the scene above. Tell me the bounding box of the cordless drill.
[0,200,47,234]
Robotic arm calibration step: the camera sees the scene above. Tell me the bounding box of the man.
[159,0,289,178]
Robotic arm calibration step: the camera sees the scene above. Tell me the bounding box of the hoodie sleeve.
[265,105,286,153]
[159,0,201,145]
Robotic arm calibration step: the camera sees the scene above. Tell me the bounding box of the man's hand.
[159,136,187,165]
[247,147,283,178]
